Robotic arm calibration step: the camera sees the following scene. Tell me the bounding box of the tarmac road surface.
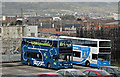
[1,62,96,77]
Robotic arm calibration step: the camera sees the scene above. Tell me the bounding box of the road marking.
[24,71,27,72]
[3,67,7,69]
[18,70,22,72]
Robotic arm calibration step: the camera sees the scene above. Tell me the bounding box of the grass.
[111,64,120,67]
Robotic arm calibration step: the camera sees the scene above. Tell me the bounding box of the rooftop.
[105,21,119,25]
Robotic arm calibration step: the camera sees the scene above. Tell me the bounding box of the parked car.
[56,69,87,77]
[37,73,63,77]
[83,69,114,77]
[98,66,120,77]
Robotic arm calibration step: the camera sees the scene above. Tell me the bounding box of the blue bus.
[60,36,111,67]
[21,37,73,69]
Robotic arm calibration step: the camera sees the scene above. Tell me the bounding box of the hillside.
[2,2,118,16]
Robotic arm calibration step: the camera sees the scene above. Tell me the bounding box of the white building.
[52,17,61,21]
[23,25,38,37]
[113,13,120,20]
[0,25,38,40]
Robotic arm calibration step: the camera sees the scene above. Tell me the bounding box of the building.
[0,25,38,40]
[23,25,38,37]
[0,25,38,55]
[2,16,17,26]
[0,26,23,40]
[113,13,120,20]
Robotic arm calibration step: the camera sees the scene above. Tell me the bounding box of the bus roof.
[22,37,69,41]
[60,36,111,41]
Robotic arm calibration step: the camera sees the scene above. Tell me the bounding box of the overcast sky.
[2,0,120,2]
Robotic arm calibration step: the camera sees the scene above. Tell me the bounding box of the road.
[1,62,96,77]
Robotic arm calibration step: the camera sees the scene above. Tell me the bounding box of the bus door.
[46,47,58,67]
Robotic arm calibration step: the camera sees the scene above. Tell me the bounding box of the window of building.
[31,33,35,37]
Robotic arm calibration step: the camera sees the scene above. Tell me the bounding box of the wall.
[24,25,38,37]
[0,26,23,40]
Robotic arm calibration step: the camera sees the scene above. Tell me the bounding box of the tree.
[16,20,23,25]
[10,22,16,26]
[61,15,75,20]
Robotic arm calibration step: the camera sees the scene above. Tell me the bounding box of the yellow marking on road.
[18,70,22,72]
[24,71,27,72]
[18,70,27,72]
[3,67,7,69]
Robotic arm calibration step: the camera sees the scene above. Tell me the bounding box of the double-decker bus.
[60,36,111,67]
[21,37,73,69]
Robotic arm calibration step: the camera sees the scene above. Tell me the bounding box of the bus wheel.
[86,61,90,67]
[27,60,31,66]
[47,63,51,68]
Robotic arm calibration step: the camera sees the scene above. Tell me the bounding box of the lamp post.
[40,22,42,37]
[60,20,62,32]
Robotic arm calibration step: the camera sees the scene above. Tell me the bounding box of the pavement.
[1,62,96,77]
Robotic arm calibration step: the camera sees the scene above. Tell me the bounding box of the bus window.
[98,54,110,61]
[59,41,72,47]
[22,39,28,44]
[27,39,33,45]
[24,52,27,57]
[59,48,72,53]
[92,54,97,60]
[59,41,66,47]
[77,40,84,45]
[77,40,97,47]
[58,54,72,62]
[73,51,81,58]
[99,41,110,47]
[27,52,42,59]
[52,41,57,47]
[71,39,78,44]
[99,48,111,53]
[38,53,42,59]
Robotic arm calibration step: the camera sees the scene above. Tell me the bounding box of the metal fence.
[1,39,21,62]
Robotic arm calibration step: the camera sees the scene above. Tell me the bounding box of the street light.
[40,22,42,37]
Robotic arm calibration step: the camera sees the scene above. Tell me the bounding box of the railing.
[1,39,21,62]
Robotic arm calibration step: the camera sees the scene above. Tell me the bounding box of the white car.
[56,69,87,77]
